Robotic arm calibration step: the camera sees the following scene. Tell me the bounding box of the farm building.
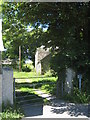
[35,46,51,74]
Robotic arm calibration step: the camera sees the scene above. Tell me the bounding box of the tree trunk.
[56,69,66,98]
[56,73,63,98]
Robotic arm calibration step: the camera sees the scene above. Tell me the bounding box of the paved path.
[33,89,56,100]
[21,89,89,119]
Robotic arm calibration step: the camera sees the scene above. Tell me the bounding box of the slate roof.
[37,48,50,62]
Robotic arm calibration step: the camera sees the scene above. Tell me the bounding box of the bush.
[22,63,34,72]
[63,87,89,103]
[44,69,57,77]
[1,108,24,119]
[0,102,24,119]
[73,87,89,103]
[22,65,31,72]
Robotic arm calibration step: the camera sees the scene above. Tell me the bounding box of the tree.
[2,2,90,95]
[17,2,89,94]
[2,3,45,68]
[16,2,89,68]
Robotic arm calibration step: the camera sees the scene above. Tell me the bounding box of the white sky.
[25,59,33,64]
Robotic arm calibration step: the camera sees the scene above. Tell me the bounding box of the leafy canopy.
[2,2,89,73]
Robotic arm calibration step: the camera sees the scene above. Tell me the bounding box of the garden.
[0,1,90,119]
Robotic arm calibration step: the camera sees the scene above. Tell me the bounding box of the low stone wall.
[2,67,13,105]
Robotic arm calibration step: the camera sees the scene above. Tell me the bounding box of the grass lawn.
[14,71,39,78]
[14,71,89,104]
[14,71,57,105]
[14,71,57,83]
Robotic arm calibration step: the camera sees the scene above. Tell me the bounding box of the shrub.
[1,108,24,119]
[63,87,89,103]
[73,87,89,103]
[44,69,57,77]
[0,102,24,119]
[22,63,34,72]
[22,65,31,72]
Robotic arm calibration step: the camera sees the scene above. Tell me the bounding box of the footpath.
[21,89,89,119]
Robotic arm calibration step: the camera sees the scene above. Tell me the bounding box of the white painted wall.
[35,50,38,71]
[36,62,41,74]
[35,50,42,74]
[2,68,13,105]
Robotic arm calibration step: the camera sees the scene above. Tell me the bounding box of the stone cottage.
[35,46,51,74]
[35,46,76,94]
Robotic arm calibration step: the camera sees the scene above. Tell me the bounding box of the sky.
[25,59,33,64]
[27,23,49,32]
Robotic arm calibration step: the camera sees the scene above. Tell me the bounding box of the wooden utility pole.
[0,12,3,74]
[19,46,21,72]
[0,51,2,74]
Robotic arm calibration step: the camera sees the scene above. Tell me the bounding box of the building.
[35,46,51,74]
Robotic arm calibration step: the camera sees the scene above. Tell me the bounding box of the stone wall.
[65,68,75,94]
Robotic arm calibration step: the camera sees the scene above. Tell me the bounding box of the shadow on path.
[50,99,89,117]
[16,91,44,117]
[21,104,43,117]
[16,90,89,118]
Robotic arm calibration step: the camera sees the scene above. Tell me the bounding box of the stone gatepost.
[0,16,4,111]
[65,68,75,94]
[0,15,13,107]
[2,67,13,105]
[0,52,2,112]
